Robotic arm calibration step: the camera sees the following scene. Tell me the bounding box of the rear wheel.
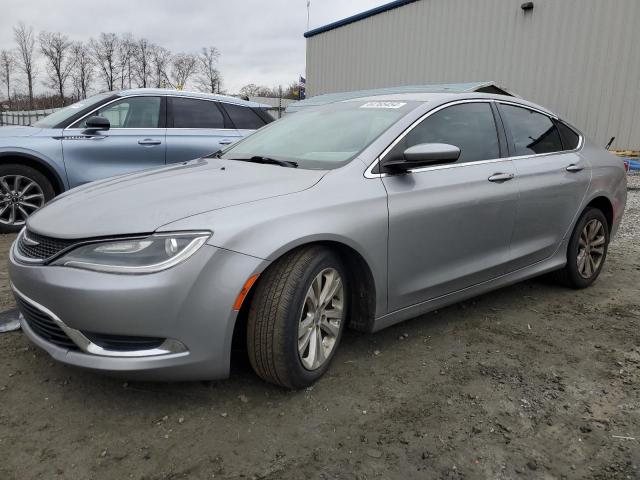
[247,246,347,388]
[0,164,54,233]
[554,207,609,288]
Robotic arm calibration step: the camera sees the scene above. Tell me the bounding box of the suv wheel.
[247,246,348,388]
[0,164,54,233]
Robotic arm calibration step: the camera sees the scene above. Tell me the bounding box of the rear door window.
[385,102,501,164]
[171,98,225,129]
[499,104,563,156]
[222,103,267,130]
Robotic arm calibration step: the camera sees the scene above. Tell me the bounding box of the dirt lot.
[0,177,638,480]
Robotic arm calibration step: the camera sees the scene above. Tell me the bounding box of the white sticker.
[360,101,407,109]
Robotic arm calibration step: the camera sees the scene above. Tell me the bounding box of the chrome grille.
[15,297,79,350]
[16,230,78,262]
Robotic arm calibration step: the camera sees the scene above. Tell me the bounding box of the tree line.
[1,22,223,110]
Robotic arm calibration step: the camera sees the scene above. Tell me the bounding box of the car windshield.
[32,92,114,128]
[220,100,418,169]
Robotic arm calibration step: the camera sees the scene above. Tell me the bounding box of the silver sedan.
[9,92,627,388]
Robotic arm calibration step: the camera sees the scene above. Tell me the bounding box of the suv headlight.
[52,232,211,274]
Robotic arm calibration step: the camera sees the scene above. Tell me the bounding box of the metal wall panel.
[306,0,640,149]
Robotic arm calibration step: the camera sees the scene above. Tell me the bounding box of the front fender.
[0,142,68,191]
[158,167,390,317]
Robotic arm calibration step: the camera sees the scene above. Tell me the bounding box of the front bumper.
[9,243,265,381]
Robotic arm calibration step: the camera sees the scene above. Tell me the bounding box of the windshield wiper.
[233,156,298,168]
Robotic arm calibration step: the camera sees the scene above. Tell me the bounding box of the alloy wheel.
[297,268,344,370]
[0,175,45,227]
[577,219,606,279]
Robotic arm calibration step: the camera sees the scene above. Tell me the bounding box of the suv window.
[171,98,224,128]
[555,120,580,150]
[74,96,161,128]
[222,103,266,130]
[499,104,563,156]
[386,102,500,164]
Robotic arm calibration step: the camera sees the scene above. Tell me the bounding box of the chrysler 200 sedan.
[0,89,271,232]
[9,92,627,388]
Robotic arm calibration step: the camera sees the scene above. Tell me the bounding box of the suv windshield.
[220,100,418,169]
[32,92,114,128]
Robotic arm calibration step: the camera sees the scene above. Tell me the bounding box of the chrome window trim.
[65,93,254,131]
[364,98,584,179]
[12,284,188,358]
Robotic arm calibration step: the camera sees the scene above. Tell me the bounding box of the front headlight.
[52,231,211,274]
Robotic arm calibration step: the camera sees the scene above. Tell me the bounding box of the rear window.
[223,103,266,130]
[171,97,224,129]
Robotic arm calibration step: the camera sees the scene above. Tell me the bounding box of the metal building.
[304,0,640,149]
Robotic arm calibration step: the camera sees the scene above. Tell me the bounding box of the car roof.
[285,82,513,112]
[117,88,270,109]
[287,91,556,118]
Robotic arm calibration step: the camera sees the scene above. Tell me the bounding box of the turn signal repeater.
[233,274,260,311]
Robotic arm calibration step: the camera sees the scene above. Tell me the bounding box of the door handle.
[566,164,584,172]
[219,139,233,145]
[138,139,161,146]
[488,172,515,183]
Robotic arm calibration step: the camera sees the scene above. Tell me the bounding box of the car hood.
[0,126,42,137]
[27,158,327,238]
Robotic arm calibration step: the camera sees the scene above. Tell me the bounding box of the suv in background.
[0,89,272,232]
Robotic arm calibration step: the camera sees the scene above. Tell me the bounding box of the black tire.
[0,163,55,233]
[554,207,610,289]
[247,246,348,388]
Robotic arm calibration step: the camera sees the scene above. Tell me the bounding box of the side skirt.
[372,252,567,332]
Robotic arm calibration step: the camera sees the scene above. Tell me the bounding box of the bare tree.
[196,46,222,93]
[133,38,153,88]
[151,45,171,88]
[39,31,75,104]
[90,33,119,91]
[0,50,16,107]
[239,83,275,97]
[169,53,198,90]
[13,22,37,108]
[71,43,93,100]
[118,33,135,89]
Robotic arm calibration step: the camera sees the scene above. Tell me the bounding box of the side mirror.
[84,115,110,132]
[383,143,461,172]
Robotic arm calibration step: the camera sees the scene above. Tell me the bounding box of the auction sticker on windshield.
[360,102,407,109]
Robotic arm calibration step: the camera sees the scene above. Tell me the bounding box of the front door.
[62,96,166,187]
[382,101,518,311]
[496,103,592,271]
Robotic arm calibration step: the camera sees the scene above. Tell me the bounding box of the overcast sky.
[1,0,388,95]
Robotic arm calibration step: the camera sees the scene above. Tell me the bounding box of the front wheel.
[0,164,55,233]
[247,246,348,388]
[555,207,610,289]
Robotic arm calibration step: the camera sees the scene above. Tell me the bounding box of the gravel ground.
[0,175,638,480]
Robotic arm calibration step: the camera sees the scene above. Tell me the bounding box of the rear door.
[165,97,242,163]
[382,101,518,311]
[62,96,166,187]
[497,102,591,271]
